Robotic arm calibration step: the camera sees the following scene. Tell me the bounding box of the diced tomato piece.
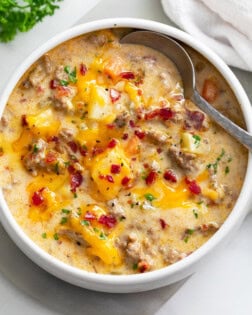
[145,170,158,185]
[185,178,201,195]
[164,169,177,183]
[202,78,219,103]
[109,88,121,103]
[111,164,121,174]
[98,214,117,228]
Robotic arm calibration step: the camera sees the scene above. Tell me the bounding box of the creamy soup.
[0,29,247,274]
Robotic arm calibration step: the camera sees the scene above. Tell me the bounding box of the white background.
[0,0,252,314]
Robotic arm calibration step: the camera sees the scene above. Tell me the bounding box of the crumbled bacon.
[159,218,168,229]
[80,63,87,76]
[164,169,177,183]
[129,120,136,128]
[67,141,78,153]
[138,260,149,273]
[50,79,58,89]
[31,188,45,206]
[109,88,121,103]
[159,108,173,120]
[84,211,96,221]
[111,164,121,174]
[122,133,128,140]
[106,175,114,183]
[185,110,205,130]
[21,115,28,127]
[134,130,145,139]
[98,214,117,228]
[185,178,201,195]
[121,176,130,186]
[107,139,117,148]
[120,71,135,80]
[45,152,57,164]
[79,146,88,156]
[145,170,158,185]
[70,171,83,192]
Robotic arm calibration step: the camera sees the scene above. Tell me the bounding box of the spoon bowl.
[121,30,252,150]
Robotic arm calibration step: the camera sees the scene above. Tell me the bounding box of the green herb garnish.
[0,0,63,42]
[41,232,47,239]
[207,148,225,174]
[225,166,230,174]
[132,263,138,270]
[61,208,71,214]
[144,193,156,202]
[193,209,198,219]
[80,220,90,226]
[192,134,201,147]
[53,233,59,240]
[99,232,107,240]
[33,144,39,153]
[64,65,77,83]
[60,217,68,225]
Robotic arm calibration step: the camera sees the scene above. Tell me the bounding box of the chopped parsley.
[225,166,230,174]
[64,65,77,83]
[33,144,39,153]
[206,148,225,174]
[80,220,90,226]
[183,228,195,243]
[144,193,156,202]
[60,217,68,225]
[41,232,47,239]
[192,134,201,147]
[61,208,71,214]
[193,209,198,219]
[132,263,138,270]
[53,233,59,240]
[99,232,107,240]
[59,79,69,86]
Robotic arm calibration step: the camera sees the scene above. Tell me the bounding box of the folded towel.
[161,0,252,71]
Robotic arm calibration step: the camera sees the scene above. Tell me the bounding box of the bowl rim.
[0,17,252,290]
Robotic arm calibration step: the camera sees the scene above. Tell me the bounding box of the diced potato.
[26,108,60,137]
[181,132,210,155]
[91,145,132,200]
[103,55,126,79]
[124,135,140,156]
[202,187,219,201]
[70,215,121,265]
[87,84,116,123]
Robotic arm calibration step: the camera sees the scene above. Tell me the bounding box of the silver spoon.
[121,30,252,150]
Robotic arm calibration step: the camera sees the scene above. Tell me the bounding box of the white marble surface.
[1,0,252,314]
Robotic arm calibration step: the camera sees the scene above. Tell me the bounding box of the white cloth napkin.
[0,0,101,94]
[161,0,252,71]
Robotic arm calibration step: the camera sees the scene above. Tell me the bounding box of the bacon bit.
[98,214,117,228]
[106,175,114,183]
[79,146,88,156]
[50,79,58,89]
[109,88,121,103]
[122,133,128,140]
[84,211,96,221]
[55,86,69,97]
[121,176,130,186]
[144,109,160,120]
[92,146,104,156]
[137,89,143,96]
[32,188,45,206]
[164,169,177,183]
[134,130,145,139]
[120,71,135,80]
[45,152,57,164]
[68,165,75,174]
[143,163,149,169]
[138,261,149,273]
[111,164,121,174]
[159,218,168,229]
[21,114,28,127]
[202,78,219,103]
[185,110,205,130]
[80,63,87,76]
[157,147,162,154]
[129,120,136,128]
[106,123,115,129]
[185,178,201,195]
[145,170,158,185]
[47,136,59,143]
[107,138,117,148]
[159,108,173,120]
[67,141,78,153]
[70,172,83,192]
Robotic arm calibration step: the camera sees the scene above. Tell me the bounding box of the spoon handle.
[193,90,252,151]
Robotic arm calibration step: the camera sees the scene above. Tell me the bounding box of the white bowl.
[0,18,252,293]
